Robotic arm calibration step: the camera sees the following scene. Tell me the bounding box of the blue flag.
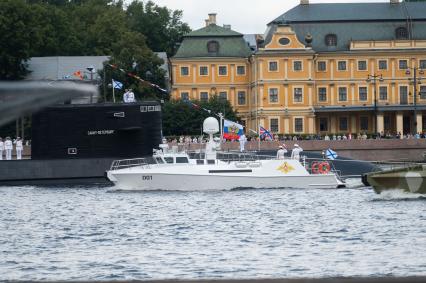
[259,126,273,140]
[112,79,123,89]
[325,148,338,160]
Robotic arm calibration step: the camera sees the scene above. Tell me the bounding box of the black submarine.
[0,101,162,186]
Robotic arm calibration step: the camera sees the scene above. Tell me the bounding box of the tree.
[162,96,238,136]
[126,0,191,56]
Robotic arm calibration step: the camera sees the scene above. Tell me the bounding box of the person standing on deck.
[291,144,303,161]
[238,134,247,152]
[14,137,23,160]
[4,137,13,160]
[276,145,287,160]
[0,137,4,160]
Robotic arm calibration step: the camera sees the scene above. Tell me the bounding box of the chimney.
[205,19,210,27]
[300,0,309,5]
[208,13,217,25]
[223,24,231,30]
[390,0,399,4]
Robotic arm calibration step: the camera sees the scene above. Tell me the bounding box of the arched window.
[207,41,219,53]
[325,34,337,46]
[395,27,408,40]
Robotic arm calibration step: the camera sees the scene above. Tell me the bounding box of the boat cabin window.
[155,157,164,164]
[196,159,204,165]
[164,157,174,164]
[176,157,189,163]
[207,160,215,165]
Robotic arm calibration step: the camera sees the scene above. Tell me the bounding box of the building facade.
[171,1,426,136]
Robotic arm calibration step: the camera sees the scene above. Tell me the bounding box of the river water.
[1,182,426,281]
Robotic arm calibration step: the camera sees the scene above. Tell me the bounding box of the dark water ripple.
[0,185,426,280]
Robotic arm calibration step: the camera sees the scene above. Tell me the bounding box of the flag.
[325,148,338,160]
[223,119,244,140]
[112,79,123,89]
[73,71,83,79]
[259,126,273,140]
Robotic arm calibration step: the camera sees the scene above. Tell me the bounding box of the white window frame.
[317,86,328,103]
[236,65,246,76]
[268,87,279,104]
[338,86,348,102]
[357,60,368,71]
[218,65,228,76]
[317,61,327,72]
[358,85,368,102]
[269,117,280,133]
[337,60,348,72]
[292,60,303,72]
[377,59,388,71]
[199,65,209,76]
[294,117,304,133]
[237,90,247,106]
[180,66,190,77]
[398,59,409,70]
[268,60,279,72]
[379,85,388,101]
[293,86,304,104]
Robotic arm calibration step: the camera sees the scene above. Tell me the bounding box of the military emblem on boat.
[277,162,295,174]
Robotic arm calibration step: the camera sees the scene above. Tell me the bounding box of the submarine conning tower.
[31,102,162,160]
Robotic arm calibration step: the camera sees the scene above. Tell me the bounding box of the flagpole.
[112,80,116,103]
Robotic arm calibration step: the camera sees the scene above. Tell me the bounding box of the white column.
[416,113,423,133]
[396,112,403,138]
[377,113,384,134]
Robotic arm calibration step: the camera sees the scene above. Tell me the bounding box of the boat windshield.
[155,157,164,164]
[176,157,189,163]
[164,157,174,164]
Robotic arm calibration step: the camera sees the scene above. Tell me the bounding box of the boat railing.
[110,158,151,170]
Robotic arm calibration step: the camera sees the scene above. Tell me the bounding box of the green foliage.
[0,0,190,80]
[162,96,238,136]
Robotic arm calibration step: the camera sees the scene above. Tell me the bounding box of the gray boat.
[363,164,426,194]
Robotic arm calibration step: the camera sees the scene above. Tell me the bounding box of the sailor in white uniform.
[14,137,23,160]
[276,145,287,160]
[4,137,13,160]
[238,134,247,152]
[123,89,136,103]
[0,137,4,160]
[291,143,303,161]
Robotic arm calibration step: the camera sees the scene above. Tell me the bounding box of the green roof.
[186,24,242,37]
[173,24,252,58]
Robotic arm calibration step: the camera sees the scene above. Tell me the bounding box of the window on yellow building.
[319,118,328,132]
[318,87,327,102]
[237,66,246,75]
[269,61,278,72]
[269,88,279,103]
[199,66,208,76]
[338,87,347,101]
[293,61,302,71]
[420,86,426,100]
[180,66,189,76]
[270,118,279,132]
[420,60,426,69]
[399,60,408,70]
[379,86,388,100]
[237,91,246,105]
[294,118,303,132]
[358,60,367,71]
[400,86,408,105]
[317,61,326,72]
[337,61,347,71]
[200,92,208,102]
[294,88,303,102]
[378,60,387,70]
[180,92,189,101]
[339,117,348,132]
[218,66,227,76]
[360,117,369,131]
[219,91,227,101]
[359,87,368,101]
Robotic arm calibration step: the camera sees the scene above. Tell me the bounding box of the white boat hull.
[107,159,344,191]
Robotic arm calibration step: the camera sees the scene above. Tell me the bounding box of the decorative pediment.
[263,26,309,50]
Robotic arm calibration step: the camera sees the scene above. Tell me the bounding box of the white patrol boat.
[106,117,345,191]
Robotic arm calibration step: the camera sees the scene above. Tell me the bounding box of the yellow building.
[171,1,426,136]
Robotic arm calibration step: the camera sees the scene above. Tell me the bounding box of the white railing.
[110,158,151,170]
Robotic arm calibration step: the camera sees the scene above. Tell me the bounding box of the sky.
[145,0,389,34]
